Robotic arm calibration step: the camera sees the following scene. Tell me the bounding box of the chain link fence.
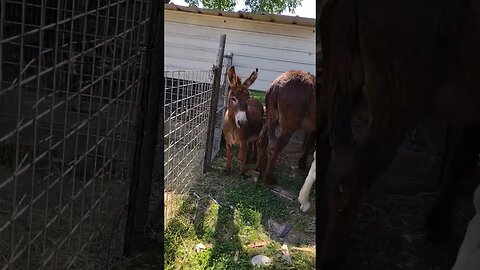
[0,0,150,268]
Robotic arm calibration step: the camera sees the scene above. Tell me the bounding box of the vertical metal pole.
[203,34,226,172]
[222,53,233,108]
[218,53,233,153]
[124,0,160,257]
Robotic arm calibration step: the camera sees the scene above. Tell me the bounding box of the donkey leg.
[252,141,258,164]
[320,131,404,269]
[247,141,256,164]
[265,128,295,185]
[245,142,252,164]
[316,126,332,242]
[317,128,332,188]
[299,130,316,169]
[320,157,366,270]
[299,151,316,212]
[238,141,248,177]
[425,123,480,243]
[256,124,268,173]
[224,144,233,175]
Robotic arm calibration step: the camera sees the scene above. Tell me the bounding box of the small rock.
[234,251,239,262]
[281,244,292,263]
[267,219,283,235]
[277,224,292,238]
[251,255,272,266]
[305,220,315,233]
[251,170,260,183]
[195,243,206,253]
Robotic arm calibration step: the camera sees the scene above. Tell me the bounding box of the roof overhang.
[164,3,316,27]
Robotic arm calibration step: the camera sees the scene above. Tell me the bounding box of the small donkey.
[222,66,264,176]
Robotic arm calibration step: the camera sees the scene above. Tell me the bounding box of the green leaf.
[184,0,302,14]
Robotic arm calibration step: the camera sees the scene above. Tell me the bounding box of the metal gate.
[162,67,215,222]
[0,0,150,268]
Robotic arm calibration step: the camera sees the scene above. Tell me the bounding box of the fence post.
[203,34,226,172]
[222,53,233,108]
[217,53,233,152]
[123,0,161,257]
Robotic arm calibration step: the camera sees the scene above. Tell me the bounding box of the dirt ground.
[322,156,477,269]
[341,189,475,269]
[136,128,477,270]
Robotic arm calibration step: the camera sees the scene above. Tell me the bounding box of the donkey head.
[227,66,258,128]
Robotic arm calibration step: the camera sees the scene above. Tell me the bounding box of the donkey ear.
[228,66,240,86]
[243,68,258,88]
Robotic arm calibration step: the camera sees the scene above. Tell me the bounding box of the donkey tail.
[265,86,280,150]
[322,0,361,151]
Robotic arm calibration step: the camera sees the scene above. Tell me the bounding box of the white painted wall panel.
[165,10,316,91]
[165,22,314,54]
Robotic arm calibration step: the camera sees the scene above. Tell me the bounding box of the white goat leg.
[298,151,316,212]
[451,183,480,270]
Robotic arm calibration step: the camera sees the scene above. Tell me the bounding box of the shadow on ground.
[163,136,316,270]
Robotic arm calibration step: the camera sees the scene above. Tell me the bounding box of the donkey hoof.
[240,172,249,179]
[299,202,311,212]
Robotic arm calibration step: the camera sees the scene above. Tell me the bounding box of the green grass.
[249,89,266,107]
[163,144,316,270]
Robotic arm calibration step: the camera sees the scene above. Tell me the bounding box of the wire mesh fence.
[0,0,150,269]
[163,69,214,223]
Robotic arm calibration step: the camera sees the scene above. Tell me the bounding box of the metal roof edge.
[164,3,316,27]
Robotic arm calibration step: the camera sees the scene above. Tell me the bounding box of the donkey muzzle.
[235,111,247,128]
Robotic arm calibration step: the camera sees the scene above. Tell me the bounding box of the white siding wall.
[165,10,316,92]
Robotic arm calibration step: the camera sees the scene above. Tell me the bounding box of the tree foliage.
[183,0,302,14]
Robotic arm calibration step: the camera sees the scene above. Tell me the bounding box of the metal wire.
[163,69,214,223]
[0,0,150,269]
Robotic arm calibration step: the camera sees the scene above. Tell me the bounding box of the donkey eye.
[230,97,237,103]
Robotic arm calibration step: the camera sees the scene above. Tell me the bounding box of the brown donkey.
[319,0,480,268]
[256,70,316,185]
[222,66,264,176]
